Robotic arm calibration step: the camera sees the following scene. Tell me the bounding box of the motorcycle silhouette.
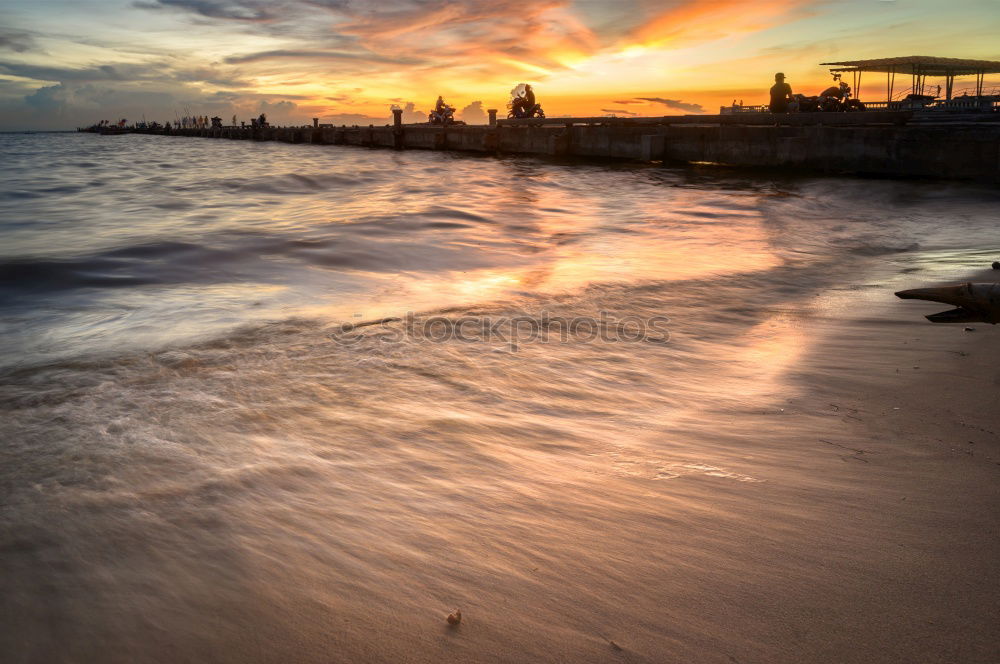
[428,104,458,125]
[507,83,545,119]
[789,80,866,112]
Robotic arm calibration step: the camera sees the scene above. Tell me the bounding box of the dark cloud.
[0,61,159,82]
[133,0,281,22]
[600,108,637,116]
[634,97,705,113]
[611,99,644,105]
[0,30,39,53]
[1,76,324,129]
[23,84,70,112]
[0,60,253,90]
[223,49,412,65]
[22,82,176,117]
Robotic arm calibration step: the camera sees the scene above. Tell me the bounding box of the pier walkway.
[134,112,1000,182]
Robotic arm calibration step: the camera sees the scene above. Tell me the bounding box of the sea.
[1,131,997,662]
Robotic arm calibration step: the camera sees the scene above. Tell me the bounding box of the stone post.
[488,109,497,126]
[313,118,319,128]
[392,108,404,150]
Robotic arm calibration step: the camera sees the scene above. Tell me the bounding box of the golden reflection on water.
[314,202,782,321]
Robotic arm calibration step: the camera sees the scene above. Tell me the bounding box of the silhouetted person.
[524,84,537,114]
[769,73,792,113]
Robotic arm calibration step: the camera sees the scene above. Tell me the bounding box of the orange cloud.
[335,1,600,76]
[630,0,810,49]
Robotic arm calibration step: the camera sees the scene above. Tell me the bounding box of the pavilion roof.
[820,56,1000,76]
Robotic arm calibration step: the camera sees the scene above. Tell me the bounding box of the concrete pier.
[140,113,1000,182]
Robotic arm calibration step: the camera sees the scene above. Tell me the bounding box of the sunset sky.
[0,0,997,128]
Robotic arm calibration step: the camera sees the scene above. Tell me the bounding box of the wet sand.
[4,273,997,664]
[346,273,1000,664]
[359,273,1000,664]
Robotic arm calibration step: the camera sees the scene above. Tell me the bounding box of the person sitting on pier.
[258,113,268,128]
[769,73,792,113]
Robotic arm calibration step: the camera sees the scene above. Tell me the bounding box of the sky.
[0,0,998,129]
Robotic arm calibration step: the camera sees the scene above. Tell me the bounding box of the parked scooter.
[817,80,866,111]
[789,78,866,112]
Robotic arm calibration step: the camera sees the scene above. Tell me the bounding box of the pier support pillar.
[640,135,666,161]
[392,109,404,149]
[549,130,571,156]
[488,109,497,127]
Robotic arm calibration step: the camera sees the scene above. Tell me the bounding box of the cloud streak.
[133,0,283,22]
[634,97,705,113]
[223,49,414,65]
[0,30,39,53]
